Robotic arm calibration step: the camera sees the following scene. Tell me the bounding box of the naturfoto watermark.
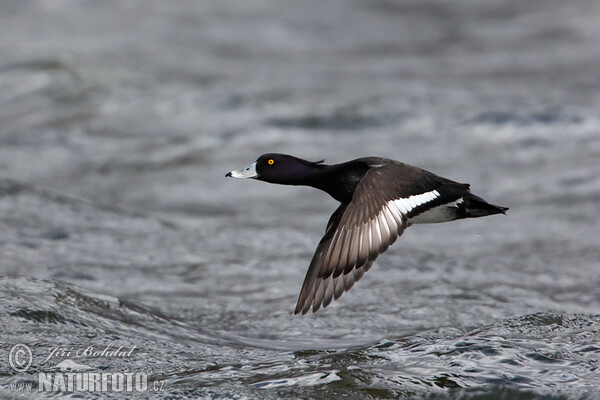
[7,343,166,393]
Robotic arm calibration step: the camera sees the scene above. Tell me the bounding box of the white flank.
[408,198,463,224]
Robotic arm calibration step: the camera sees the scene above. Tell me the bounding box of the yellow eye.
[268,159,274,165]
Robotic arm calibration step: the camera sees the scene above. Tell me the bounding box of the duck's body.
[227,154,508,314]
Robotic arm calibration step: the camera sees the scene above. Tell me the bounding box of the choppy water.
[1,0,600,398]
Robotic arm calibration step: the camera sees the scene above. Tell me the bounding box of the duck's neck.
[306,161,370,204]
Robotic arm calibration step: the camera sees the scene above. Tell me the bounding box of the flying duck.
[226,154,508,315]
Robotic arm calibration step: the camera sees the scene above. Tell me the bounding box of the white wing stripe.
[390,190,439,215]
[392,199,407,214]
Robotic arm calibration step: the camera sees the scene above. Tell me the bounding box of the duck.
[226,153,508,315]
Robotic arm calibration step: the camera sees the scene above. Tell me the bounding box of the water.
[1,0,599,398]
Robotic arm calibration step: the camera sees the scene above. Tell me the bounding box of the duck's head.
[226,153,325,184]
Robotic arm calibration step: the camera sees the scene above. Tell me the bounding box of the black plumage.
[227,153,508,314]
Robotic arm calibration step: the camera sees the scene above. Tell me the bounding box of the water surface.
[1,1,599,398]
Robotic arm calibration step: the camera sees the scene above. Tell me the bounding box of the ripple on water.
[253,371,342,389]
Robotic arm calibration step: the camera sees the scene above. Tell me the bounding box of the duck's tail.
[458,193,508,219]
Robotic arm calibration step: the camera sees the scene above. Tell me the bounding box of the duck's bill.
[225,162,258,179]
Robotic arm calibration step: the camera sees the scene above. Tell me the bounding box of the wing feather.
[294,162,470,314]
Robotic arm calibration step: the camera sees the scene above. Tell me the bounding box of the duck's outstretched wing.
[294,163,469,314]
[294,203,372,315]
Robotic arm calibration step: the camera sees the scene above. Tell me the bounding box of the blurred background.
[1,0,599,398]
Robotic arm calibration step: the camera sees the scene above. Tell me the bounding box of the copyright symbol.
[9,344,32,372]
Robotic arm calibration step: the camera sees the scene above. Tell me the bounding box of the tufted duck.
[226,154,508,315]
